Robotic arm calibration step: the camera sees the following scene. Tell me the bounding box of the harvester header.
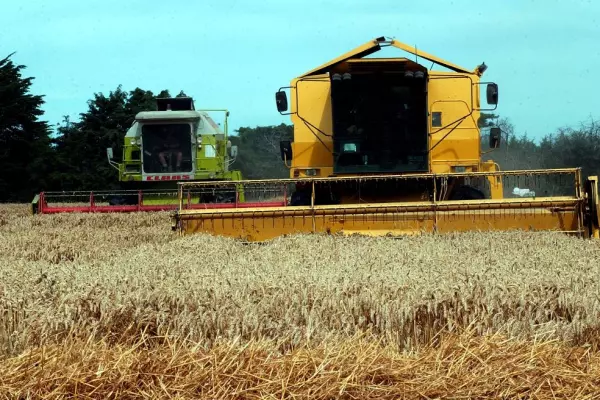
[172,36,600,241]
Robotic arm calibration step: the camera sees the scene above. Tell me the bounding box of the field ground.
[1,204,600,398]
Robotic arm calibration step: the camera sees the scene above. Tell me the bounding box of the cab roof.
[299,36,477,78]
[134,110,201,121]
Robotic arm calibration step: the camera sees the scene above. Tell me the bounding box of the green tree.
[539,119,600,178]
[480,116,543,170]
[230,124,293,179]
[0,53,52,201]
[52,86,168,190]
[478,112,499,128]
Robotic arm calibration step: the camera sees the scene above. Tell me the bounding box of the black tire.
[108,194,138,206]
[449,185,485,200]
[290,190,311,206]
[198,193,216,203]
[216,191,236,203]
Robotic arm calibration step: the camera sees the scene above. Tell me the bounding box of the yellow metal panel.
[175,197,584,242]
[172,168,597,240]
[428,72,481,171]
[290,141,332,170]
[290,75,334,176]
[480,161,503,199]
[288,42,487,179]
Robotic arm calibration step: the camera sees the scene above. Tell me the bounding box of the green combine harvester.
[32,97,280,213]
[105,96,242,206]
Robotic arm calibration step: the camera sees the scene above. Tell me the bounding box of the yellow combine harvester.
[172,36,600,241]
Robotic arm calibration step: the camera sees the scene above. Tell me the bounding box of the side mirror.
[275,90,288,113]
[106,148,114,160]
[230,145,238,158]
[486,83,498,105]
[489,127,501,148]
[280,140,292,161]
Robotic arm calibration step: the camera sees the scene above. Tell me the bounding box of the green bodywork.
[106,97,243,204]
[109,98,241,183]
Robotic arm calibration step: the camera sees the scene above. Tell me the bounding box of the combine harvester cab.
[172,36,600,241]
[32,97,285,213]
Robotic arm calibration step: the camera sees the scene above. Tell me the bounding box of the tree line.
[1,53,598,202]
[479,112,600,181]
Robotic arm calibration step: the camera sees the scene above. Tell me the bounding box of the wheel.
[290,190,311,206]
[215,191,236,203]
[448,185,485,200]
[198,193,216,203]
[108,194,138,206]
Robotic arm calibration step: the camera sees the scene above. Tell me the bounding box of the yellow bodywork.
[173,168,600,241]
[175,196,583,242]
[287,38,488,178]
[289,70,484,174]
[172,37,600,241]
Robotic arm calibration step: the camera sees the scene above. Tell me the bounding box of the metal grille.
[173,168,588,241]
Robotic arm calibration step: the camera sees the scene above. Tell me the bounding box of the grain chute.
[172,36,600,241]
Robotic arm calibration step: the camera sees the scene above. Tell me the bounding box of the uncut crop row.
[2,205,600,358]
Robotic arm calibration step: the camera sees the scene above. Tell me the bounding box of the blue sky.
[1,0,599,139]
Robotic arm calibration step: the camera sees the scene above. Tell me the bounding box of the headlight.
[343,143,357,153]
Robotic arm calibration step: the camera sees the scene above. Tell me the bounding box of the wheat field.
[1,203,600,398]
